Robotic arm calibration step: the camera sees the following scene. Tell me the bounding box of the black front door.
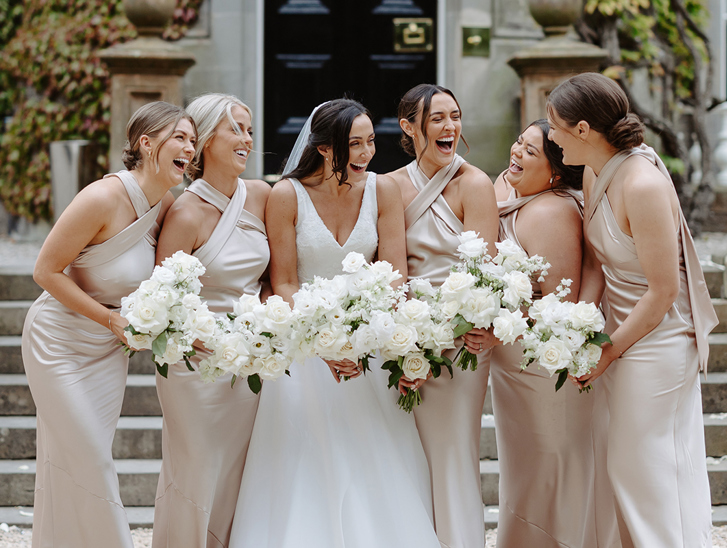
[264,0,437,177]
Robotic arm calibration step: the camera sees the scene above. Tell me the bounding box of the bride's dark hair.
[283,99,372,187]
[527,119,584,192]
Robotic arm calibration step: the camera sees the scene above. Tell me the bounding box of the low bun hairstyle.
[547,72,644,151]
[397,83,467,158]
[527,119,584,191]
[282,99,372,187]
[122,101,195,171]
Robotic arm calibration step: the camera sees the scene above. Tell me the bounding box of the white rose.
[536,338,573,375]
[127,296,169,334]
[408,278,436,298]
[292,290,318,317]
[262,295,293,333]
[257,354,288,380]
[183,307,217,343]
[168,303,189,326]
[370,310,396,341]
[124,330,153,351]
[238,356,262,377]
[402,352,431,381]
[493,308,528,345]
[569,302,605,332]
[494,239,524,260]
[562,328,586,352]
[368,260,400,285]
[336,340,357,361]
[423,322,455,355]
[181,293,201,310]
[342,252,367,273]
[150,265,176,286]
[502,271,533,309]
[324,306,347,325]
[437,299,461,320]
[313,327,348,359]
[397,299,431,327]
[233,294,261,316]
[383,324,419,358]
[249,333,272,357]
[326,275,350,301]
[138,279,162,295]
[198,359,225,383]
[528,293,560,323]
[457,230,480,243]
[457,235,487,259]
[154,332,187,366]
[462,288,500,328]
[312,289,338,311]
[440,272,475,302]
[479,262,506,279]
[346,269,376,296]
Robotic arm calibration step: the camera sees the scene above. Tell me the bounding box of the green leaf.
[124,324,140,335]
[152,331,168,358]
[155,361,168,379]
[231,374,237,388]
[451,314,474,339]
[247,373,262,394]
[588,332,612,346]
[183,354,195,372]
[387,368,404,389]
[555,369,568,392]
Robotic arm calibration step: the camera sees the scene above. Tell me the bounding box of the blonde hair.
[122,101,195,171]
[185,93,253,180]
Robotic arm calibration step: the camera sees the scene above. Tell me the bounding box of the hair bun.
[605,112,644,150]
[121,141,142,170]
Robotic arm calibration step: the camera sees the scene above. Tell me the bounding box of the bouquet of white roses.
[197,294,295,393]
[520,281,610,392]
[291,252,404,375]
[439,232,548,371]
[121,251,215,378]
[379,278,456,412]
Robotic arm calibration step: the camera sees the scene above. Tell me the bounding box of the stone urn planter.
[527,0,583,37]
[122,0,176,35]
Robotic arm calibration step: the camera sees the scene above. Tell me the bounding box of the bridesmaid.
[548,72,717,547]
[383,83,499,548]
[152,93,270,548]
[491,119,614,547]
[21,101,195,548]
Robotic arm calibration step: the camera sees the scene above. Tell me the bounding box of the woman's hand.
[463,327,499,354]
[108,311,130,345]
[325,358,363,383]
[570,342,621,389]
[398,372,431,394]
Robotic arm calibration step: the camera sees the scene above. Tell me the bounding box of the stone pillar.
[99,0,196,173]
[506,0,607,127]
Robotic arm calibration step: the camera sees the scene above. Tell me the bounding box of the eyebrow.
[429,109,460,117]
[349,132,375,140]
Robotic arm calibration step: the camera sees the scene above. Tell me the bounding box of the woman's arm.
[155,193,207,265]
[461,168,499,256]
[375,175,408,286]
[579,166,681,387]
[266,180,300,305]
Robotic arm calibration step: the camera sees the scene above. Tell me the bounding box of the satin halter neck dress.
[228,173,439,548]
[490,188,617,548]
[21,171,161,548]
[404,155,491,548]
[152,179,269,548]
[585,146,716,547]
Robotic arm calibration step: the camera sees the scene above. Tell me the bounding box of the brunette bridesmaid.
[151,93,270,548]
[491,119,619,547]
[383,83,499,548]
[21,102,195,548]
[548,72,716,547]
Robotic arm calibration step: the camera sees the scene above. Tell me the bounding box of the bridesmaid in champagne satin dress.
[383,84,499,548]
[548,73,717,547]
[151,94,270,548]
[491,119,619,547]
[21,102,195,548]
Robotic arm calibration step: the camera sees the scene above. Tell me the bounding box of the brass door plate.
[462,27,490,57]
[393,18,434,53]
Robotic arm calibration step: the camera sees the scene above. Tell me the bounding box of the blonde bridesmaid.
[383,83,499,548]
[548,72,716,547]
[151,94,270,548]
[21,102,195,548]
[491,119,619,547]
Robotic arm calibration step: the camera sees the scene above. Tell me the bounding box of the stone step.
[713,299,727,333]
[0,375,161,416]
[0,459,160,507]
[0,505,155,529]
[479,458,727,505]
[0,273,42,301]
[703,373,727,414]
[703,263,725,299]
[0,416,162,460]
[479,413,727,460]
[0,302,32,337]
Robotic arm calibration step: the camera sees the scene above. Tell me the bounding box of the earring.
[549,175,555,186]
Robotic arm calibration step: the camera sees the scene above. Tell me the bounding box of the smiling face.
[204,105,253,178]
[411,93,461,172]
[505,125,553,197]
[149,118,196,186]
[345,114,375,182]
[546,107,584,166]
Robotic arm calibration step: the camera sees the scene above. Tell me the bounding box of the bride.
[228,99,440,548]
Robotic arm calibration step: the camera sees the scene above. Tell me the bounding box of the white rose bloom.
[437,299,461,320]
[528,293,561,323]
[168,303,189,325]
[478,262,506,279]
[457,236,487,259]
[155,332,187,366]
[368,260,400,285]
[257,354,288,380]
[262,295,293,333]
[138,279,162,295]
[502,271,533,308]
[463,288,500,328]
[402,352,431,381]
[313,327,348,359]
[124,331,154,351]
[150,265,176,286]
[457,230,480,243]
[342,252,367,273]
[198,359,225,383]
[424,322,455,355]
[408,278,436,298]
[397,299,431,327]
[575,342,602,371]
[536,338,573,375]
[569,301,605,332]
[370,310,396,341]
[233,294,261,316]
[493,308,528,345]
[325,306,347,325]
[383,324,419,358]
[292,290,318,317]
[127,296,169,334]
[440,272,476,302]
[562,329,586,352]
[495,239,524,260]
[347,269,376,296]
[326,275,350,301]
[238,355,262,377]
[351,325,378,356]
[249,333,272,357]
[184,308,217,343]
[312,290,338,311]
[336,340,357,361]
[181,293,201,310]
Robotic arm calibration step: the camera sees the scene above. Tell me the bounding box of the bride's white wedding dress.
[228,172,440,548]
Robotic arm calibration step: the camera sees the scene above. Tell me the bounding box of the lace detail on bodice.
[292,172,379,283]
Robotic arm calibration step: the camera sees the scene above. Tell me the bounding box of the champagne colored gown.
[21,171,161,548]
[405,155,491,548]
[152,179,269,548]
[491,189,619,547]
[585,146,717,548]
[228,172,439,548]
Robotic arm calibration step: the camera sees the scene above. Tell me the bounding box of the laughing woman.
[152,94,270,548]
[490,119,618,547]
[21,102,195,548]
[548,72,716,547]
[383,84,499,548]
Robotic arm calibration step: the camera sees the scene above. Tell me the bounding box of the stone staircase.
[3,260,727,531]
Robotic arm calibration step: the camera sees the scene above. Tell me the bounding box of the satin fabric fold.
[153,178,268,548]
[491,188,618,548]
[586,148,713,547]
[405,157,490,548]
[22,170,160,548]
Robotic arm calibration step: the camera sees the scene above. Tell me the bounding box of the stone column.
[99,0,196,172]
[506,0,607,127]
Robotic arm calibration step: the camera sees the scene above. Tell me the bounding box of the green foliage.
[585,0,709,100]
[0,0,203,221]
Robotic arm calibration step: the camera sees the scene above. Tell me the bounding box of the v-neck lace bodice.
[291,172,378,283]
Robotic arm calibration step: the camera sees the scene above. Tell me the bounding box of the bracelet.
[108,310,112,330]
[611,342,624,358]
